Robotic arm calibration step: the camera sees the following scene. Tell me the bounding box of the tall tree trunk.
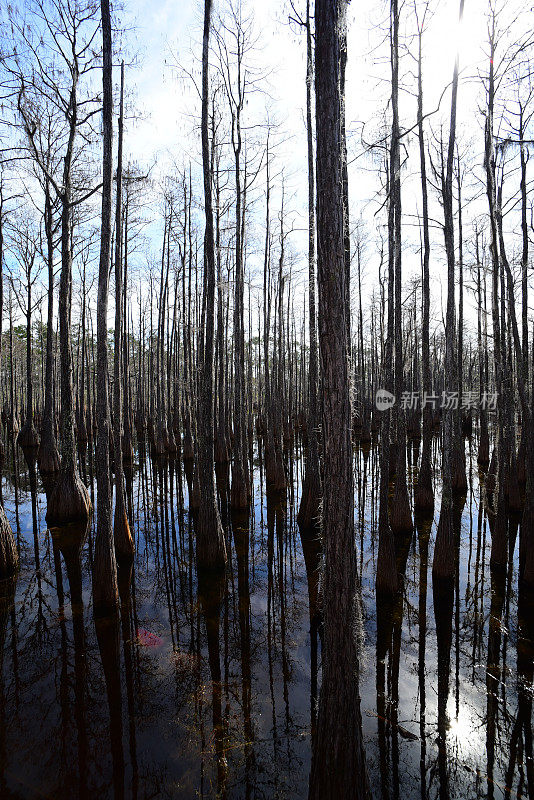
[196,0,227,571]
[309,1,370,796]
[389,0,413,536]
[298,0,322,533]
[113,62,134,564]
[483,10,508,570]
[376,223,397,595]
[432,0,465,584]
[262,139,278,486]
[122,194,134,463]
[414,12,434,517]
[230,50,250,509]
[46,58,91,525]
[476,230,490,467]
[214,151,229,464]
[38,178,60,474]
[453,150,467,494]
[517,105,529,490]
[18,267,39,449]
[498,202,534,585]
[93,0,119,616]
[0,186,18,580]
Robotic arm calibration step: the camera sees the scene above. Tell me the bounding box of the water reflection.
[53,520,90,799]
[231,507,254,796]
[0,438,531,798]
[0,567,16,797]
[198,564,227,798]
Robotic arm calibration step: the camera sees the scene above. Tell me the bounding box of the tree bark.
[389,0,413,537]
[0,189,18,580]
[46,44,91,526]
[414,13,434,517]
[113,62,134,565]
[38,177,61,474]
[308,1,370,796]
[432,0,465,584]
[93,0,119,616]
[196,0,227,571]
[298,0,322,534]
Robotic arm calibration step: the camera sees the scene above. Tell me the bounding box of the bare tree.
[8,220,41,450]
[92,0,119,615]
[196,0,227,571]
[0,180,18,581]
[432,0,465,584]
[216,1,254,510]
[413,0,434,517]
[6,0,102,524]
[308,1,370,797]
[292,0,322,535]
[112,62,134,564]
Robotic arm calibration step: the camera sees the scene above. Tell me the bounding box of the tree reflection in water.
[0,440,531,798]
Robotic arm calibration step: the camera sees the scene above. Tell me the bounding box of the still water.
[0,436,532,799]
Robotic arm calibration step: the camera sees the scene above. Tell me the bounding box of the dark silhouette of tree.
[308,1,370,797]
[92,0,119,616]
[196,0,227,571]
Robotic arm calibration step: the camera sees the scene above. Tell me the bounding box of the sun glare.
[424,0,485,107]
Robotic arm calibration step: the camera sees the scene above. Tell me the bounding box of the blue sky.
[2,0,531,336]
[115,0,498,328]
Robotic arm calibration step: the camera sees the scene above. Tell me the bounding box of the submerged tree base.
[0,504,18,580]
[414,453,434,518]
[114,502,135,564]
[17,421,40,450]
[38,433,61,475]
[297,468,322,533]
[46,469,92,526]
[389,479,413,535]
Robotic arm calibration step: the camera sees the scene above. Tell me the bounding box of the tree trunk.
[17,272,40,450]
[432,0,465,584]
[93,0,119,616]
[196,0,227,571]
[476,232,490,468]
[298,0,322,534]
[113,62,134,565]
[414,16,433,517]
[230,61,250,509]
[483,11,508,571]
[388,0,412,537]
[38,178,61,474]
[308,1,370,796]
[46,62,91,526]
[0,194,17,578]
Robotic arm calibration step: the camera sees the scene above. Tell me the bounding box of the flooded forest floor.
[0,433,533,799]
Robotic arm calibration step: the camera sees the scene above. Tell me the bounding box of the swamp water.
[0,436,532,799]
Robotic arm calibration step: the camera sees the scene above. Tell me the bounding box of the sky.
[115,0,497,331]
[2,0,531,337]
[122,0,487,172]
